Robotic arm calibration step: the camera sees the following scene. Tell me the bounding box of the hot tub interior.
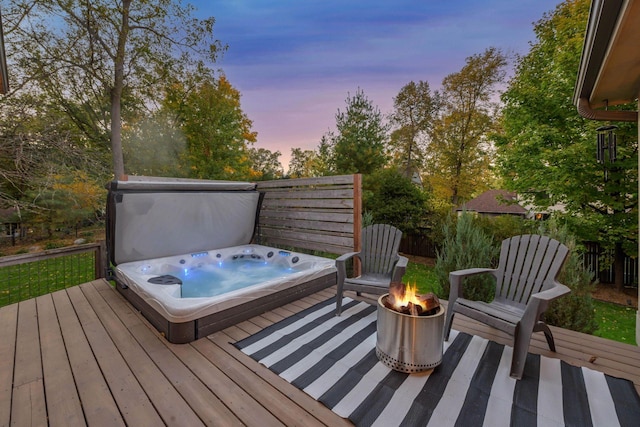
[107,177,337,343]
[136,246,315,298]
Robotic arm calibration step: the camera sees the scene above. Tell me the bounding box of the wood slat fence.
[256,174,362,255]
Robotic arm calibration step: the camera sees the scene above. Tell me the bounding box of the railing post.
[95,240,107,279]
[353,173,362,276]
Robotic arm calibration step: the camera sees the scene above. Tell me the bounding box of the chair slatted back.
[495,235,569,305]
[360,224,402,277]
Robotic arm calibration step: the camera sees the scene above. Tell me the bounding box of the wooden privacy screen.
[256,174,362,255]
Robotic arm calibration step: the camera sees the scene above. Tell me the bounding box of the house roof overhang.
[573,0,640,121]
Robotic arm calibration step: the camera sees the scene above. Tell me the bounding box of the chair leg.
[535,323,556,352]
[510,327,533,380]
[443,308,454,341]
[336,291,343,316]
[335,282,344,316]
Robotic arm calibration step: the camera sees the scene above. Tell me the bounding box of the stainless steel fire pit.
[376,293,445,373]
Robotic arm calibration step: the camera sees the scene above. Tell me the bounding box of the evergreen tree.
[332,89,389,174]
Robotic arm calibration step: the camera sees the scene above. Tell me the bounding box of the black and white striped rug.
[235,297,640,426]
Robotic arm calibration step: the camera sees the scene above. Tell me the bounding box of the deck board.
[2,278,639,426]
[0,302,17,427]
[51,289,124,427]
[12,298,47,427]
[36,294,86,427]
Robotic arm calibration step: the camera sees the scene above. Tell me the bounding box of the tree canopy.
[389,80,440,176]
[497,0,638,289]
[5,0,224,178]
[425,47,507,206]
[331,88,389,175]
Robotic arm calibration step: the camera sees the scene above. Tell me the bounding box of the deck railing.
[0,241,107,307]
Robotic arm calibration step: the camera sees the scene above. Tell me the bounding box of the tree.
[389,81,440,176]
[363,169,429,234]
[0,92,110,219]
[164,75,256,180]
[248,147,283,181]
[425,48,507,206]
[331,88,389,174]
[5,0,223,178]
[497,0,637,291]
[288,148,317,178]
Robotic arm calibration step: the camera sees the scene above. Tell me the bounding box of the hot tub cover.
[106,176,262,265]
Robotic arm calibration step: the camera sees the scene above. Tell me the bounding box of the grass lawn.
[0,253,96,307]
[404,261,442,294]
[592,299,637,345]
[405,260,637,345]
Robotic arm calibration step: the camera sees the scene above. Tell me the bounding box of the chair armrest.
[522,281,571,324]
[336,251,360,263]
[449,268,497,301]
[391,255,409,283]
[531,282,571,302]
[336,251,361,285]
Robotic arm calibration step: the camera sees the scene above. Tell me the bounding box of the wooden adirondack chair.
[443,234,570,380]
[335,224,408,315]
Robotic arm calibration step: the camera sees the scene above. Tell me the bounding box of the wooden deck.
[1,279,639,426]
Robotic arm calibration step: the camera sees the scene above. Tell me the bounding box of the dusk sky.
[194,1,563,170]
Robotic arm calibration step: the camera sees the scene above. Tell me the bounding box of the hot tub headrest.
[107,177,262,265]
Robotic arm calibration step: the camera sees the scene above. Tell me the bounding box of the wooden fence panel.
[256,175,361,255]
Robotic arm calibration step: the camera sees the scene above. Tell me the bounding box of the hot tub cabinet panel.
[116,267,336,344]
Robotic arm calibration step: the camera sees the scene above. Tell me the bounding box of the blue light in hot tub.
[191,251,208,258]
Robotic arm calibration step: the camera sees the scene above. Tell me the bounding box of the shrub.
[473,214,537,245]
[363,169,429,234]
[434,213,498,301]
[537,220,598,334]
[44,241,64,250]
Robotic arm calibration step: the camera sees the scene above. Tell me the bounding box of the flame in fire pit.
[386,282,440,316]
[389,282,426,310]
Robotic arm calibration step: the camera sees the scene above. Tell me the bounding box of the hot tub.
[115,244,335,324]
[106,177,337,343]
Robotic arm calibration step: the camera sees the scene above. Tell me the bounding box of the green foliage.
[363,169,429,234]
[497,0,637,287]
[361,211,375,228]
[248,148,283,181]
[405,262,442,295]
[7,0,224,178]
[165,76,256,180]
[473,215,537,246]
[434,213,498,301]
[288,148,318,178]
[425,47,507,205]
[389,80,440,173]
[537,220,598,334]
[331,88,389,174]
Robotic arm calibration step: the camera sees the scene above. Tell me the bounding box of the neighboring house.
[457,190,528,218]
[573,0,640,343]
[0,207,21,236]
